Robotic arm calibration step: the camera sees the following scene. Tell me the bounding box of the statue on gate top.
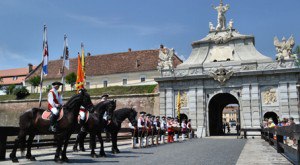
[274,35,295,60]
[212,0,230,31]
[157,45,174,72]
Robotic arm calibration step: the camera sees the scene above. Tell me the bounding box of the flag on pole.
[63,34,69,70]
[76,53,84,91]
[177,91,181,120]
[81,42,85,80]
[42,25,49,75]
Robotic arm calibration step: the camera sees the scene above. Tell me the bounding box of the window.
[123,79,127,85]
[103,80,108,87]
[13,76,18,80]
[140,76,146,82]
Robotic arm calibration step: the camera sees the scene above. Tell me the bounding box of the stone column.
[188,87,197,128]
[241,84,251,128]
[288,81,299,123]
[165,88,174,117]
[279,82,289,118]
[159,88,166,116]
[196,87,206,137]
[251,83,260,128]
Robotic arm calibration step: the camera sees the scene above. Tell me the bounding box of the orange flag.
[76,53,84,91]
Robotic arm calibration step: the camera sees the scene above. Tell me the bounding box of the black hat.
[52,81,63,86]
[140,111,146,115]
[156,116,160,119]
[162,116,166,119]
[167,116,171,120]
[146,114,152,117]
[101,94,109,98]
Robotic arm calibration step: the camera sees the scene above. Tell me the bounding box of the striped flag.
[42,25,49,75]
[63,34,69,69]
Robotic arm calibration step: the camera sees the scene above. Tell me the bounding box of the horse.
[73,100,116,157]
[9,89,94,163]
[76,107,137,154]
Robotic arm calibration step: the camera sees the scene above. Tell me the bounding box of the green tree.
[65,72,77,91]
[13,86,29,99]
[28,76,41,93]
[6,84,16,95]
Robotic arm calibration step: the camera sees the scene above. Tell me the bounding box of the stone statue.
[212,0,230,31]
[228,19,233,30]
[274,35,295,60]
[157,46,174,71]
[209,22,215,31]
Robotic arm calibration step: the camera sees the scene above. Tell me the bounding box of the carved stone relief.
[208,65,234,85]
[261,88,277,105]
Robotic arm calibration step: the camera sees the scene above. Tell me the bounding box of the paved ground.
[0,136,292,165]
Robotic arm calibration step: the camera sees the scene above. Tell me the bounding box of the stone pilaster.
[188,87,197,128]
[288,81,299,123]
[279,82,289,118]
[251,83,260,128]
[241,84,251,128]
[165,88,174,117]
[159,88,166,116]
[196,86,206,137]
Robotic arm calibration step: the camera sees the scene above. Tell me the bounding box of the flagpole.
[81,42,85,83]
[38,25,47,108]
[61,34,68,97]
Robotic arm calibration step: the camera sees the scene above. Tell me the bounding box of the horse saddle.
[77,111,90,124]
[41,109,64,121]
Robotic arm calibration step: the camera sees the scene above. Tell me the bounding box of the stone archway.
[264,111,279,125]
[208,93,239,136]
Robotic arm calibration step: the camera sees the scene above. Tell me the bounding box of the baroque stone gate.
[155,0,300,137]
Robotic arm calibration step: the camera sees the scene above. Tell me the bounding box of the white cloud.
[66,14,186,36]
[0,46,38,69]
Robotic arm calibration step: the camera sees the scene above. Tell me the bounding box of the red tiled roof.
[27,49,183,80]
[0,76,26,85]
[0,66,36,77]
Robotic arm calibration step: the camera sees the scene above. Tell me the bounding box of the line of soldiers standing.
[130,111,192,148]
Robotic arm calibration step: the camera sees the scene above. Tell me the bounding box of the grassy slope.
[0,85,157,101]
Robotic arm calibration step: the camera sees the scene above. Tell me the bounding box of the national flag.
[177,91,181,120]
[42,25,49,75]
[75,53,84,91]
[63,34,69,69]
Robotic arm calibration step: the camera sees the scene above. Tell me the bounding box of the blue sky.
[0,0,299,70]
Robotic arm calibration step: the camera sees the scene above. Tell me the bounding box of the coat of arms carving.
[262,88,277,104]
[208,65,234,85]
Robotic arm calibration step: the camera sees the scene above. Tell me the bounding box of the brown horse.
[73,100,116,157]
[9,89,94,163]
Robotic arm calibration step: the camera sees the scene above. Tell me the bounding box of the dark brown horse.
[75,107,137,154]
[73,100,116,157]
[9,89,94,163]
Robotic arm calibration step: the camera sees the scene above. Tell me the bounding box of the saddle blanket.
[41,109,64,121]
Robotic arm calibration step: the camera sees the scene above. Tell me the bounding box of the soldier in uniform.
[48,81,63,132]
[181,119,187,141]
[153,116,161,144]
[172,118,180,142]
[167,117,174,143]
[138,111,146,148]
[145,114,152,146]
[160,116,167,144]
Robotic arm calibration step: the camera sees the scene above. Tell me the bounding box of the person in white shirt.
[181,119,187,141]
[48,81,63,132]
[138,111,146,147]
[160,116,167,143]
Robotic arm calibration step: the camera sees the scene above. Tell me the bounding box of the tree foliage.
[293,45,300,55]
[13,86,29,99]
[28,76,41,93]
[65,72,77,90]
[6,84,16,95]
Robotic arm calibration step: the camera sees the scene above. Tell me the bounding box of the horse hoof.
[73,147,78,152]
[54,156,61,163]
[10,153,19,163]
[116,149,120,153]
[100,153,107,157]
[91,154,99,158]
[61,157,69,163]
[26,155,36,161]
[80,147,86,152]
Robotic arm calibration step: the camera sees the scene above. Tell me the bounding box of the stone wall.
[0,93,159,127]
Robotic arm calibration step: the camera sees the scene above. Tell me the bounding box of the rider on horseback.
[48,81,63,132]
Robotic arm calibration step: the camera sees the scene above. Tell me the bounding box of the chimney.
[28,63,33,73]
[87,52,91,56]
[128,48,132,52]
[160,44,164,49]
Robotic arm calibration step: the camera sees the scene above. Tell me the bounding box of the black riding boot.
[49,113,58,132]
[80,119,86,132]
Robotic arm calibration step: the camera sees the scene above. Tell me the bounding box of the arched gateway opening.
[209,93,239,136]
